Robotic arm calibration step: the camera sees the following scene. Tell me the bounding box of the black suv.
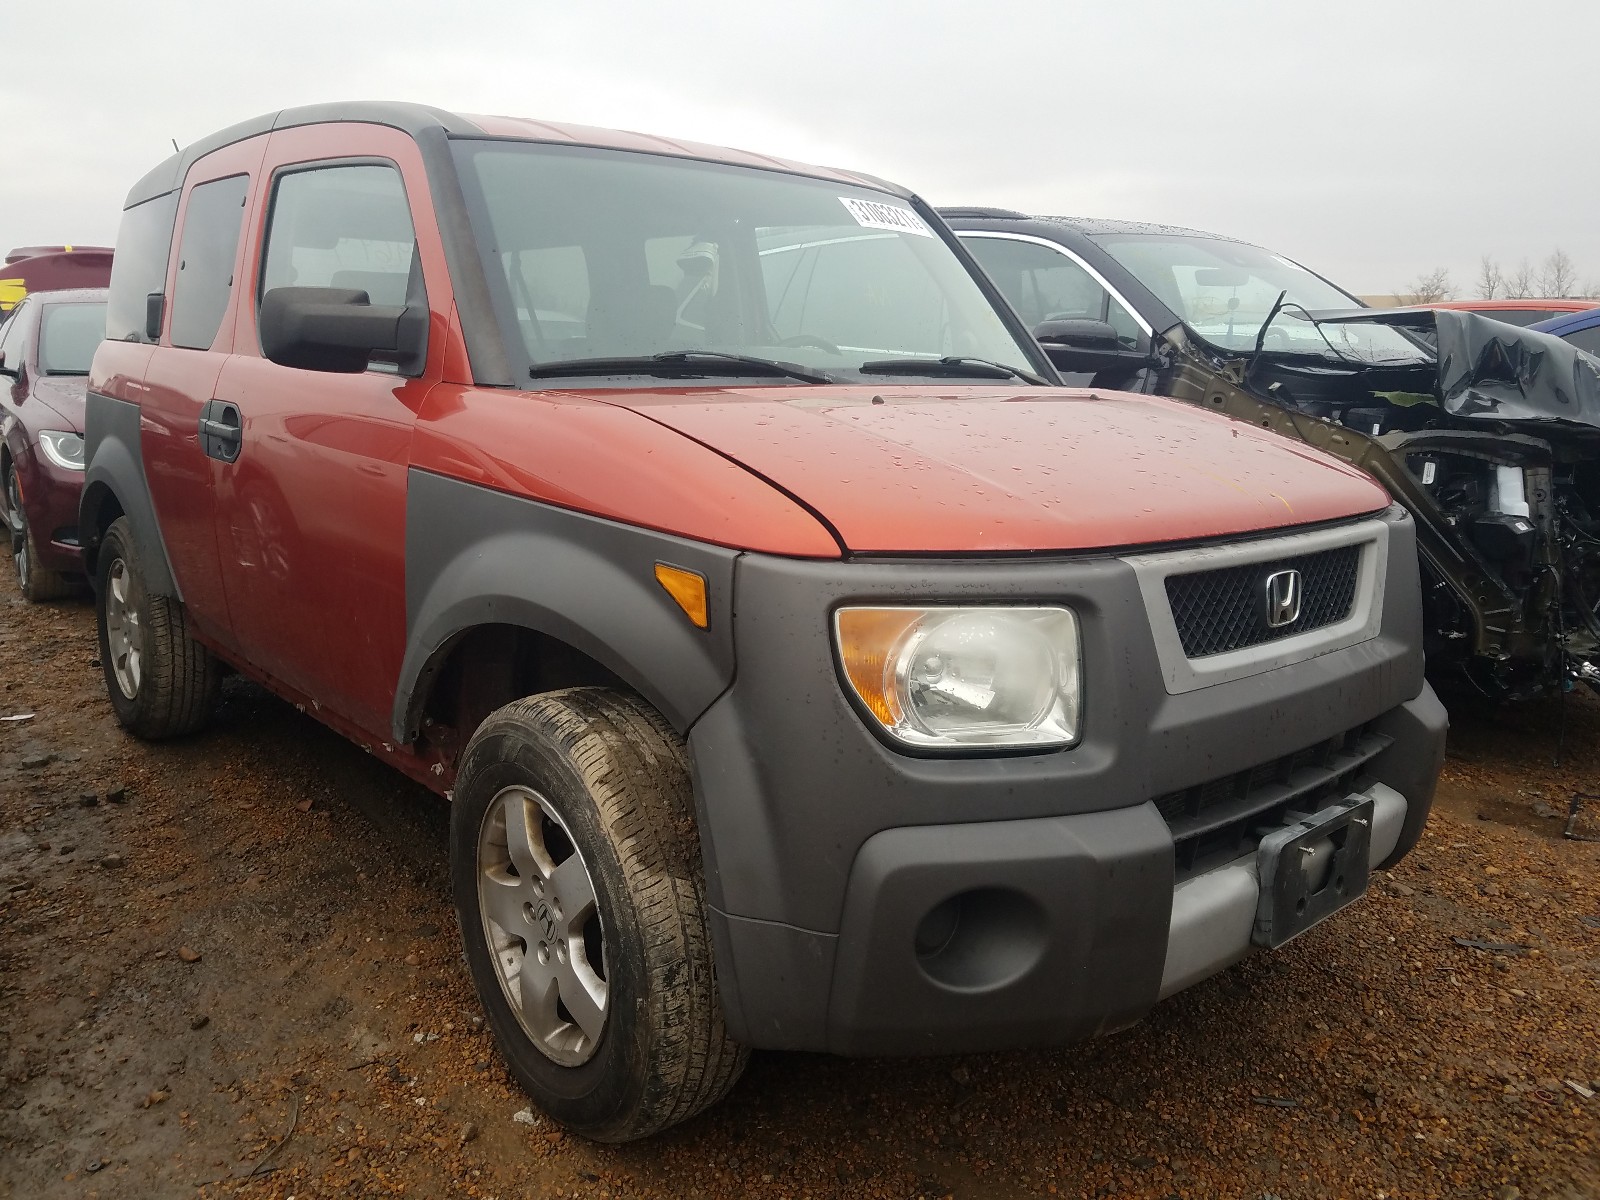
[947,209,1600,700]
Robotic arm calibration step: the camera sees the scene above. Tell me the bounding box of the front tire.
[5,465,71,602]
[451,688,746,1142]
[96,516,220,738]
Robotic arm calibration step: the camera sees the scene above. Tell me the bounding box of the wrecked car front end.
[1158,306,1600,699]
[945,212,1600,700]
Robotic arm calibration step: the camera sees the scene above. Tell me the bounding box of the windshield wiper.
[1243,290,1291,387]
[856,355,1048,385]
[528,351,833,384]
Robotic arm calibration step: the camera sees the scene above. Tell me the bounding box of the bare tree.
[1401,267,1454,305]
[1504,258,1535,299]
[1474,256,1503,300]
[1539,248,1580,298]
[1585,279,1600,300]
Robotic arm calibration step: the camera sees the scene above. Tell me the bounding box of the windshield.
[1094,233,1426,364]
[453,141,1039,382]
[38,301,107,374]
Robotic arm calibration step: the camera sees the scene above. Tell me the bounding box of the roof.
[127,101,904,208]
[938,209,1251,242]
[1429,299,1600,312]
[459,113,892,190]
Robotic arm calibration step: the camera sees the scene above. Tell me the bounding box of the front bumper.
[689,505,1446,1055]
[710,688,1444,1056]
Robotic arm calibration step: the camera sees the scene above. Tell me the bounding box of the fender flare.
[393,470,739,744]
[79,391,180,598]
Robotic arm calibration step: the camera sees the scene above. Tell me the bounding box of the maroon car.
[0,247,114,315]
[0,287,107,599]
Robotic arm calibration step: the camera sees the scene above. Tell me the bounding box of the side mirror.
[145,293,165,342]
[0,349,12,378]
[1033,318,1151,373]
[259,286,426,374]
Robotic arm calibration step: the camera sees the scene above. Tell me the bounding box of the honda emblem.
[1264,569,1302,628]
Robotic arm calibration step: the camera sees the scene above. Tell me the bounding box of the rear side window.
[106,192,178,343]
[169,175,249,350]
[260,165,420,309]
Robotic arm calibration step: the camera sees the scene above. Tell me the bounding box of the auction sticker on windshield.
[839,196,934,238]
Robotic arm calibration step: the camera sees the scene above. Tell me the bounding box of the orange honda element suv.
[82,103,1446,1140]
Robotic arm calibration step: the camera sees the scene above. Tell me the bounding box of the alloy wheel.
[5,470,23,558]
[104,557,143,698]
[476,784,609,1066]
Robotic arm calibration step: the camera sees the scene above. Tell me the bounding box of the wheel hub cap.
[476,785,608,1066]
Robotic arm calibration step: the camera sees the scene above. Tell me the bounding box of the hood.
[28,374,88,431]
[1311,308,1600,431]
[606,385,1389,553]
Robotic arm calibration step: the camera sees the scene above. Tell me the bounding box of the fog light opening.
[912,887,1047,992]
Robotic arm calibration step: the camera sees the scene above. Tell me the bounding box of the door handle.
[199,418,241,443]
[198,400,243,463]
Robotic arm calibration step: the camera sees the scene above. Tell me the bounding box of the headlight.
[834,606,1081,750]
[37,430,85,471]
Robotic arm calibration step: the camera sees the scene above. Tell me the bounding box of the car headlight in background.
[37,430,86,471]
[834,606,1081,750]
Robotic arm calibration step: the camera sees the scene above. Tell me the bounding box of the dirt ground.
[1,573,1597,1200]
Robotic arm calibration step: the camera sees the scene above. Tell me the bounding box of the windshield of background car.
[1094,233,1427,364]
[451,141,1039,380]
[38,302,108,374]
[1460,308,1570,327]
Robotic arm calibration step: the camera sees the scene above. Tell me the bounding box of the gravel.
[0,574,1596,1198]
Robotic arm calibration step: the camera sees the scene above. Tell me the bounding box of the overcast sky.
[3,0,1595,296]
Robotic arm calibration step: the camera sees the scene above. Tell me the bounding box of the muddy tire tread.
[468,687,746,1141]
[99,517,219,739]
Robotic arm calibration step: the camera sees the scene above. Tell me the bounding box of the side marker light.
[654,563,708,629]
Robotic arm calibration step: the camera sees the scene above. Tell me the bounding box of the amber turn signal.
[655,563,709,629]
[834,608,922,727]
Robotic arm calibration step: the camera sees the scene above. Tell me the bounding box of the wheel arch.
[394,470,740,747]
[403,618,637,752]
[80,392,179,597]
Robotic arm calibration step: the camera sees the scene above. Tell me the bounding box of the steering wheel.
[778,333,842,355]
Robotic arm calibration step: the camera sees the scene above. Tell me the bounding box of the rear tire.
[96,516,220,738]
[451,687,746,1142]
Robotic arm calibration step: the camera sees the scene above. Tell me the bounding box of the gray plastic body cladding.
[714,687,1443,1054]
[825,803,1174,1055]
[1367,685,1448,867]
[396,470,738,742]
[80,390,179,598]
[693,508,1430,1050]
[693,506,1422,934]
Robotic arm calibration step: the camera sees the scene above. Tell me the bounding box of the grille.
[1164,544,1362,659]
[1154,724,1390,879]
